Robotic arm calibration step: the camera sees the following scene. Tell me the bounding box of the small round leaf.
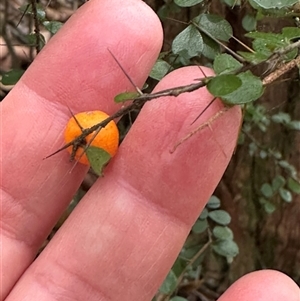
[213,226,234,240]
[207,74,242,97]
[172,25,203,59]
[86,146,112,176]
[159,269,177,294]
[212,240,239,257]
[279,188,293,203]
[208,210,231,225]
[207,195,221,209]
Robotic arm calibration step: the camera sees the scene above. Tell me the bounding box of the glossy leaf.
[86,146,111,176]
[207,74,242,97]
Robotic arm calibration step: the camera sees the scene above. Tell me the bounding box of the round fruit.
[64,110,119,165]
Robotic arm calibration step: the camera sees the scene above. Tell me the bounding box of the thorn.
[107,48,143,95]
[191,97,217,125]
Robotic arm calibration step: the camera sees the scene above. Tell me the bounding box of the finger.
[218,270,299,301]
[6,67,242,301]
[0,0,162,298]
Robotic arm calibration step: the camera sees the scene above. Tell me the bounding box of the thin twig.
[170,107,230,153]
[45,40,300,162]
[262,55,300,86]
[31,0,42,53]
[44,80,207,160]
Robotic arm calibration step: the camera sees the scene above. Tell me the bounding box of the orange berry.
[64,110,119,165]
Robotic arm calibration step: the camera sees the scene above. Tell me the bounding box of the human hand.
[1,0,299,300]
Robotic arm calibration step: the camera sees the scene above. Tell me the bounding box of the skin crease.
[0,0,299,300]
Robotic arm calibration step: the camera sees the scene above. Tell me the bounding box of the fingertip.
[218,270,299,301]
[20,0,163,113]
[110,66,242,225]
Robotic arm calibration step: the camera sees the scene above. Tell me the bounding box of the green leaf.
[279,188,293,202]
[85,146,112,176]
[220,71,264,105]
[260,183,273,198]
[287,120,300,130]
[272,175,286,191]
[213,226,234,240]
[208,210,231,225]
[26,33,46,49]
[192,219,208,234]
[259,150,268,159]
[287,178,300,194]
[149,59,171,80]
[282,27,300,40]
[278,160,297,177]
[238,51,269,64]
[242,14,257,32]
[193,14,233,42]
[206,195,221,209]
[1,69,24,85]
[174,0,204,7]
[251,0,298,9]
[201,34,221,59]
[207,74,242,97]
[263,201,276,214]
[213,54,243,75]
[172,25,203,59]
[43,21,63,34]
[114,91,140,103]
[244,30,298,61]
[259,198,276,214]
[159,269,177,294]
[271,112,291,124]
[19,3,46,21]
[212,239,239,257]
[199,208,208,219]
